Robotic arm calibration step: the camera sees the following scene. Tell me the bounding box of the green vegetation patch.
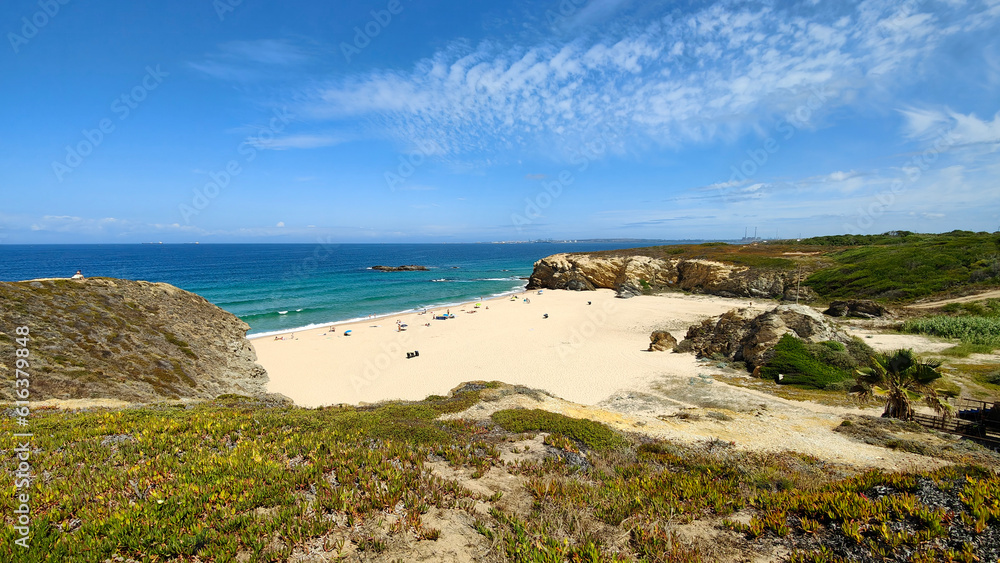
[901,315,1000,347]
[491,409,625,452]
[0,400,497,562]
[804,231,1000,301]
[760,335,857,389]
[2,391,1000,562]
[942,298,1000,317]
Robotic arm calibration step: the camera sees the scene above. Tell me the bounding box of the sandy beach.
[253,290,961,470]
[253,289,764,408]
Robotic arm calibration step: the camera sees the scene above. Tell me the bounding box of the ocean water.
[0,243,666,336]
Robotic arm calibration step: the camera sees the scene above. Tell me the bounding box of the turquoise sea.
[0,243,673,336]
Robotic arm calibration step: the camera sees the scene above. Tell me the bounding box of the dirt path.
[907,289,1000,309]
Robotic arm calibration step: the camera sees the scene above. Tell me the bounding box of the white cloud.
[276,221,285,228]
[901,107,1000,147]
[302,1,998,159]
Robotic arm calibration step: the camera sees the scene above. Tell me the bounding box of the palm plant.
[851,349,950,420]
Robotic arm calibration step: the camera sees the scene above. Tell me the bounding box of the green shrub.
[818,340,845,352]
[823,379,856,392]
[901,316,1000,346]
[491,409,625,452]
[760,335,853,389]
[805,341,857,371]
[845,337,877,365]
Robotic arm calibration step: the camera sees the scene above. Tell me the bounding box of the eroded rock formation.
[527,253,796,299]
[675,304,850,368]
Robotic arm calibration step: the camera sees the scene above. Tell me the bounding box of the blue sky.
[1,0,999,243]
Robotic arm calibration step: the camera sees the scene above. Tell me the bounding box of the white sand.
[253,290,960,469]
[253,289,763,408]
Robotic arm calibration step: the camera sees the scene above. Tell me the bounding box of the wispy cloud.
[249,134,344,150]
[189,39,311,82]
[299,1,998,160]
[901,107,1000,149]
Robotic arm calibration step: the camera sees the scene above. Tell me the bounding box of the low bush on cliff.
[491,409,626,452]
[761,335,855,389]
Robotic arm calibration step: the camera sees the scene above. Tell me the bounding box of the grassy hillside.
[591,231,1000,303]
[3,384,999,562]
[802,231,1000,301]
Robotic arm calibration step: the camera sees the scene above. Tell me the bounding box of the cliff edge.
[0,277,267,402]
[527,252,807,300]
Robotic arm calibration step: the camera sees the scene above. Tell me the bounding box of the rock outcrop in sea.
[527,253,797,299]
[674,304,851,368]
[371,265,429,271]
[0,277,268,402]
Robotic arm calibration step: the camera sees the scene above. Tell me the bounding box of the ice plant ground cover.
[1,385,998,562]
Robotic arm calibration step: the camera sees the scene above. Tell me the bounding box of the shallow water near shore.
[0,242,663,335]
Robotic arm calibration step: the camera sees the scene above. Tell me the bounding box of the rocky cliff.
[527,253,801,299]
[0,278,268,402]
[674,304,852,368]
